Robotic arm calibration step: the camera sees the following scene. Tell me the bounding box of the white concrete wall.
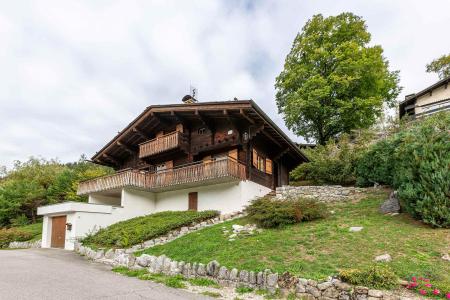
[120,188,156,219]
[155,180,271,214]
[41,216,51,248]
[89,194,121,206]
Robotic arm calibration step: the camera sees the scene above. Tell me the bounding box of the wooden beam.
[274,148,290,161]
[171,111,189,129]
[195,110,215,131]
[240,109,255,124]
[132,127,150,139]
[262,130,282,148]
[116,141,135,155]
[102,153,120,166]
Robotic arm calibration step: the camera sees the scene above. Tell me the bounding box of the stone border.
[8,240,42,249]
[75,247,407,300]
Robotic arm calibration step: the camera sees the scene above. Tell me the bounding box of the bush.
[291,133,373,185]
[393,113,450,228]
[81,210,219,248]
[355,112,450,228]
[245,196,327,228]
[0,228,33,248]
[339,264,398,289]
[356,138,399,187]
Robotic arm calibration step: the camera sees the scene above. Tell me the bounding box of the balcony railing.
[77,158,247,195]
[139,131,182,158]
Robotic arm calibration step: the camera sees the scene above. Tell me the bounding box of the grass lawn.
[18,222,43,241]
[141,190,450,292]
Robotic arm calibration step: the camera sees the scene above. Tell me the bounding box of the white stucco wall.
[155,180,271,214]
[89,194,121,206]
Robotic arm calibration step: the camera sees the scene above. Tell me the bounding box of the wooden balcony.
[77,158,247,195]
[139,131,182,159]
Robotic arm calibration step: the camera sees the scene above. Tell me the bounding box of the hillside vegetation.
[0,156,113,227]
[141,190,450,293]
[82,210,219,248]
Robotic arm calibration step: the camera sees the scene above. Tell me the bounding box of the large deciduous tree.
[426,53,450,79]
[275,13,401,145]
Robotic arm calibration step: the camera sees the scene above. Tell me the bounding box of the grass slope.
[18,222,43,241]
[141,191,450,292]
[82,210,218,248]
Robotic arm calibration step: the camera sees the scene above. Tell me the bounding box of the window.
[198,127,206,135]
[257,156,265,172]
[252,149,273,174]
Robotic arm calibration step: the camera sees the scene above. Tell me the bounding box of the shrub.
[81,210,219,248]
[355,112,450,228]
[245,196,327,228]
[355,138,399,187]
[291,132,373,185]
[339,264,398,289]
[393,113,450,228]
[0,228,33,248]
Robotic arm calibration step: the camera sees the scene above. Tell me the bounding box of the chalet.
[37,98,307,250]
[399,76,450,119]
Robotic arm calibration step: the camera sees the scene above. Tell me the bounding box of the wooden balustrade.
[77,158,247,195]
[139,131,182,158]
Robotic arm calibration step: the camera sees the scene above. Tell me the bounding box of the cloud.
[0,0,449,168]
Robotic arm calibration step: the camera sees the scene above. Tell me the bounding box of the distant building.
[399,76,450,119]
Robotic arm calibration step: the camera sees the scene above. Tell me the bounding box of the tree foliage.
[291,131,374,185]
[0,156,113,226]
[426,53,450,79]
[275,13,401,145]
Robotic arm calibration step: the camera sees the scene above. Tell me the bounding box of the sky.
[1,0,449,169]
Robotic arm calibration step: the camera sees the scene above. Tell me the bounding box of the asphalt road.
[0,248,210,300]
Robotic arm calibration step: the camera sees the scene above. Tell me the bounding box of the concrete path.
[0,248,210,300]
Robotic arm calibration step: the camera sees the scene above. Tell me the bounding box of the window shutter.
[165,160,173,169]
[228,149,238,161]
[266,158,272,175]
[252,149,258,167]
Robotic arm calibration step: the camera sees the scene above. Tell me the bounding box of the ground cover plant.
[82,210,219,248]
[0,222,42,248]
[141,190,450,293]
[245,196,327,228]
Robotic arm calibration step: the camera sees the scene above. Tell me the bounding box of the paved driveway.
[0,248,210,300]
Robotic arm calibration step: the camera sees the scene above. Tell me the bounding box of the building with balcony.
[38,98,308,250]
[399,76,450,119]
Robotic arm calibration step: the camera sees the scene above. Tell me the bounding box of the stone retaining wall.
[9,240,41,249]
[75,246,409,300]
[276,185,370,202]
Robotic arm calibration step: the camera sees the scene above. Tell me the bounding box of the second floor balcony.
[77,158,247,195]
[139,131,183,159]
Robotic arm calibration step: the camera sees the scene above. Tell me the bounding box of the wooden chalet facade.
[79,99,307,195]
[38,99,307,250]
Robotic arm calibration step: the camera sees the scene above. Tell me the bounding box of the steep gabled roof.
[92,100,307,165]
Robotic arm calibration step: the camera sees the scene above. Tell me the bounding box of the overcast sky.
[1,0,449,169]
